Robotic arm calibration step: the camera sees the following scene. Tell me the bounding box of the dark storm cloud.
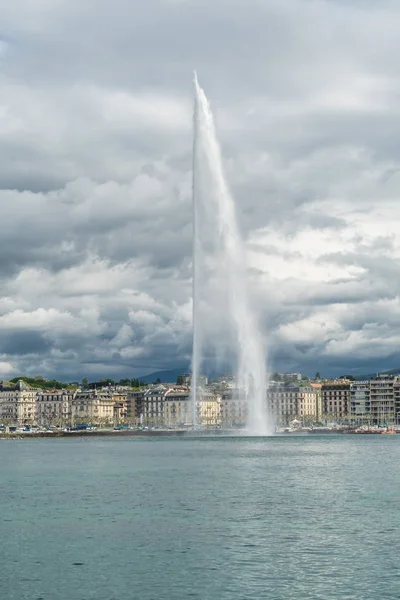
[0,331,52,356]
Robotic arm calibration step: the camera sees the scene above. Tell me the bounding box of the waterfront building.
[164,387,191,427]
[36,390,75,426]
[71,389,114,425]
[142,384,167,427]
[268,383,297,425]
[268,383,318,425]
[394,379,400,425]
[349,381,370,420]
[220,389,247,427]
[298,387,319,422]
[321,381,350,420]
[0,380,37,425]
[126,390,143,425]
[310,383,322,421]
[112,391,128,424]
[197,391,221,427]
[369,374,397,425]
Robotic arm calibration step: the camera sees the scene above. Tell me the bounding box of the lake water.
[1,435,400,600]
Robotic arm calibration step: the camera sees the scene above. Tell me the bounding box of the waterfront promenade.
[1,425,399,439]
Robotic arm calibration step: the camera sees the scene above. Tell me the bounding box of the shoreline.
[0,429,187,439]
[1,427,398,439]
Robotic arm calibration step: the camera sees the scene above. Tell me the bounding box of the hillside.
[355,368,400,381]
[137,367,189,384]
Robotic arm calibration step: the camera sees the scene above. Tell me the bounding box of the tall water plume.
[191,75,271,435]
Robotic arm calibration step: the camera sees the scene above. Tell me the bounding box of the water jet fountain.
[191,75,272,435]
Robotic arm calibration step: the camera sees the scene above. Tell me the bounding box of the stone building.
[321,381,351,420]
[126,390,143,425]
[196,391,221,428]
[310,383,323,421]
[36,389,75,425]
[164,387,191,427]
[0,380,37,425]
[142,385,167,426]
[220,389,247,427]
[268,383,318,425]
[71,389,114,425]
[112,391,128,424]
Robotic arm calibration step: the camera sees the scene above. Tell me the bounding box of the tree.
[81,377,89,389]
[99,378,115,386]
[315,372,321,380]
[271,373,281,382]
[176,374,184,385]
[9,376,65,390]
[155,377,161,384]
[131,378,140,388]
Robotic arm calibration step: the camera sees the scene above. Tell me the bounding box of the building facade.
[142,385,167,426]
[71,390,115,425]
[196,392,221,428]
[369,374,397,425]
[321,382,350,420]
[36,390,75,425]
[112,392,128,424]
[350,381,370,419]
[310,383,323,421]
[268,383,318,425]
[220,390,247,427]
[164,388,191,427]
[0,380,37,425]
[126,391,143,425]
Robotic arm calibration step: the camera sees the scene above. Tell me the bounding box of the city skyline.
[3,372,400,429]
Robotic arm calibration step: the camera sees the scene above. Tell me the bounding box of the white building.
[164,387,191,427]
[36,390,75,425]
[268,383,318,425]
[142,384,167,426]
[71,389,114,425]
[0,380,37,425]
[220,390,247,427]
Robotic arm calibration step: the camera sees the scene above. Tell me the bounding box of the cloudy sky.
[1,0,400,381]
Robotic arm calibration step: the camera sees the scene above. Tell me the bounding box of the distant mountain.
[137,363,231,384]
[354,367,400,381]
[137,367,189,384]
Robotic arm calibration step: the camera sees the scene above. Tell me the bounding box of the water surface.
[1,436,399,599]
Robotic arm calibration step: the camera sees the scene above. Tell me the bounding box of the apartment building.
[268,383,318,425]
[141,385,167,426]
[196,391,221,428]
[220,389,247,427]
[36,390,75,425]
[164,387,191,427]
[350,381,370,419]
[71,389,114,425]
[0,380,37,425]
[369,374,397,425]
[322,382,350,420]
